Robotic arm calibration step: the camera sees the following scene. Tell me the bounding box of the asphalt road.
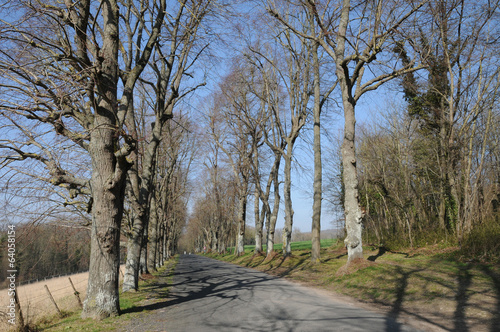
[129,254,422,332]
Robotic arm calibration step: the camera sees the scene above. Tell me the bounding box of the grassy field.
[0,266,124,331]
[205,241,500,332]
[20,259,177,332]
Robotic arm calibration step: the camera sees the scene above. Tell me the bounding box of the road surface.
[127,254,422,332]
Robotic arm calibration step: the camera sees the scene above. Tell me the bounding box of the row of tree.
[1,0,499,321]
[0,0,215,319]
[183,0,499,263]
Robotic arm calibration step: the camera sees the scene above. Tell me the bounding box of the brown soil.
[334,258,377,277]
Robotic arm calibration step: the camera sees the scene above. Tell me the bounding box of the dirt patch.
[263,251,279,262]
[140,273,155,281]
[335,258,377,277]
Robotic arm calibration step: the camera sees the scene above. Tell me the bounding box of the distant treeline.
[0,223,90,288]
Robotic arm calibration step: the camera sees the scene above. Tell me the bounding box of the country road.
[125,255,422,332]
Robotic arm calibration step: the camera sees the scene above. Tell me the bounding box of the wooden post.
[44,285,62,317]
[14,290,26,332]
[68,277,83,308]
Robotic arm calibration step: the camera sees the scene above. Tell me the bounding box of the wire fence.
[15,269,89,287]
[0,271,89,329]
[1,265,124,329]
[0,269,90,290]
[19,276,88,308]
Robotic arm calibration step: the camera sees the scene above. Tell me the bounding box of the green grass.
[204,243,500,331]
[232,238,337,254]
[35,291,147,331]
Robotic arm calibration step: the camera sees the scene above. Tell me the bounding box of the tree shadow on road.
[237,248,500,332]
[125,254,500,332]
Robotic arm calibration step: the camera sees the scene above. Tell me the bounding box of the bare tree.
[356,0,500,250]
[268,0,427,262]
[247,54,286,258]
[189,138,238,254]
[121,0,213,293]
[156,114,197,260]
[396,0,500,239]
[0,0,166,318]
[208,67,255,256]
[256,26,313,257]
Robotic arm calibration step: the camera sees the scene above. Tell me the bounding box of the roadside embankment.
[204,243,500,332]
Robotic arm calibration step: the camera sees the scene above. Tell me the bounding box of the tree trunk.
[122,217,144,292]
[267,157,281,257]
[254,188,263,254]
[157,222,164,266]
[123,116,161,291]
[212,227,218,252]
[140,235,148,275]
[283,153,293,256]
[236,193,247,256]
[147,192,158,271]
[163,223,168,260]
[83,124,126,318]
[341,96,363,262]
[82,0,125,318]
[311,41,322,263]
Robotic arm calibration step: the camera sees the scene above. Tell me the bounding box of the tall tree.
[208,67,255,256]
[310,35,337,263]
[0,0,166,318]
[121,0,213,293]
[268,0,426,262]
[257,19,314,257]
[355,0,500,249]
[397,0,500,239]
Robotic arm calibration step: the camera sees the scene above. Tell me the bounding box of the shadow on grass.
[196,250,500,332]
[480,265,500,332]
[234,248,500,332]
[375,258,499,332]
[250,252,311,278]
[368,247,387,262]
[120,279,172,315]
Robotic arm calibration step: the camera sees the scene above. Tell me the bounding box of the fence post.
[14,289,26,331]
[44,285,62,317]
[68,277,83,308]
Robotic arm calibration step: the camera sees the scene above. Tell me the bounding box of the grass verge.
[204,241,500,332]
[239,238,337,253]
[34,257,178,331]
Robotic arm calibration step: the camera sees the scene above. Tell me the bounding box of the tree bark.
[340,97,364,262]
[282,152,294,256]
[147,192,159,271]
[236,190,247,256]
[84,119,126,318]
[122,132,160,292]
[311,40,322,263]
[254,188,263,254]
[82,0,125,318]
[266,155,281,257]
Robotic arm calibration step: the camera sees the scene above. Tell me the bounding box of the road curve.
[129,254,421,332]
